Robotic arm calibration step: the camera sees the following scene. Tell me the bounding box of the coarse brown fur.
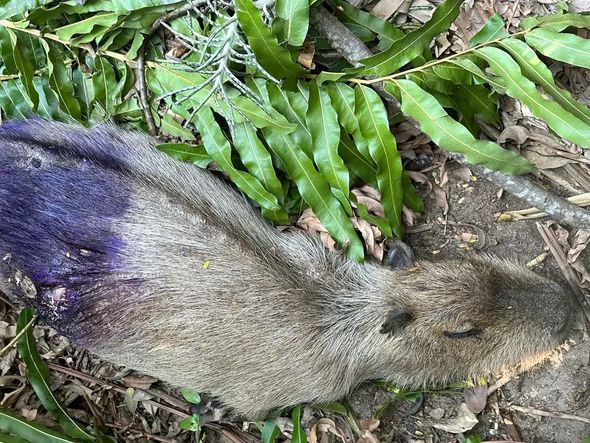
[0,120,573,419]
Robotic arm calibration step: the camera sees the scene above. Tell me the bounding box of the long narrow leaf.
[356,0,462,76]
[232,122,284,201]
[194,108,280,211]
[235,0,303,78]
[525,28,590,69]
[306,80,350,200]
[262,129,364,261]
[0,409,81,443]
[476,46,590,148]
[157,143,212,168]
[498,38,590,125]
[386,79,533,174]
[16,308,94,441]
[354,85,403,237]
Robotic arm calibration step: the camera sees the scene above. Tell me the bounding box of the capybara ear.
[380,309,414,337]
[383,240,414,269]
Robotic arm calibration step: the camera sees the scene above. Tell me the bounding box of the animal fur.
[0,120,573,418]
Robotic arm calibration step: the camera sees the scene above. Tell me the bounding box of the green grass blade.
[194,108,280,211]
[476,46,590,147]
[498,38,590,126]
[354,85,404,237]
[525,28,590,69]
[16,308,94,441]
[291,406,307,443]
[386,79,533,174]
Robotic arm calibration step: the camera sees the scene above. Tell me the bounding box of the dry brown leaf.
[432,403,479,433]
[357,429,380,443]
[497,125,530,145]
[359,418,380,432]
[568,230,590,262]
[122,374,159,390]
[297,40,315,69]
[370,0,407,18]
[309,418,347,443]
[431,183,449,214]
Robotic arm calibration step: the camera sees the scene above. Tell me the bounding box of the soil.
[345,168,590,443]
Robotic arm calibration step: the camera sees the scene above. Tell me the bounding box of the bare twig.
[509,404,590,424]
[47,362,192,417]
[309,4,590,231]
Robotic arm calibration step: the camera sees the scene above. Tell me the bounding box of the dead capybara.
[0,119,573,419]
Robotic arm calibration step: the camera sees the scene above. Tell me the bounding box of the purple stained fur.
[0,122,131,337]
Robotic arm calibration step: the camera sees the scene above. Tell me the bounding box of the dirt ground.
[344,170,590,443]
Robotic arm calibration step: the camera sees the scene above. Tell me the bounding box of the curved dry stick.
[309,4,590,231]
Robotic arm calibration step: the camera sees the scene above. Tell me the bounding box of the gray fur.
[0,120,573,419]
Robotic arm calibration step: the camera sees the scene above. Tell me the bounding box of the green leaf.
[498,38,590,126]
[258,420,281,443]
[476,46,590,148]
[180,389,201,405]
[354,85,403,238]
[0,28,38,107]
[267,83,313,157]
[275,0,308,46]
[55,13,119,41]
[525,28,590,69]
[402,173,424,213]
[90,56,118,115]
[261,128,364,261]
[521,12,590,32]
[338,130,376,185]
[0,1,54,19]
[33,75,62,120]
[194,108,280,211]
[40,40,81,120]
[235,0,304,78]
[468,13,508,47]
[232,122,284,201]
[0,431,29,443]
[178,415,201,432]
[455,85,500,125]
[356,0,462,76]
[291,406,307,443]
[157,143,212,168]
[0,409,82,443]
[334,0,403,50]
[159,113,196,140]
[386,79,533,174]
[356,202,393,237]
[0,79,34,118]
[16,308,94,441]
[306,80,350,200]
